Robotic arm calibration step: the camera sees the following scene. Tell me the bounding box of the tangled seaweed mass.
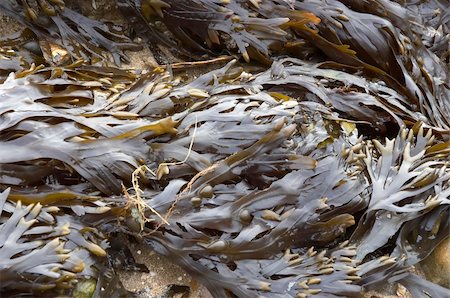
[0,0,449,297]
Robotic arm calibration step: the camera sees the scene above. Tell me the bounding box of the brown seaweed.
[351,123,450,260]
[111,0,449,130]
[0,0,141,65]
[1,1,449,297]
[0,188,108,293]
[116,0,295,62]
[0,65,176,194]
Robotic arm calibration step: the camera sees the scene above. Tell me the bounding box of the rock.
[419,237,450,288]
[73,278,97,298]
[118,241,212,298]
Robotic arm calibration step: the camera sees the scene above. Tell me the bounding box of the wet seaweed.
[115,0,313,63]
[0,188,108,294]
[351,123,450,260]
[110,0,450,130]
[0,0,141,65]
[0,1,449,297]
[0,64,177,194]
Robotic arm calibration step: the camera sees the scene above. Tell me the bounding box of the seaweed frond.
[0,189,78,290]
[0,0,141,65]
[352,123,450,260]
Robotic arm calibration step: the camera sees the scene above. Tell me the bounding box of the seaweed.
[0,64,176,194]
[0,0,141,65]
[0,188,108,294]
[151,244,366,297]
[115,0,450,129]
[288,0,450,131]
[1,1,449,297]
[113,90,370,296]
[0,48,27,82]
[351,124,450,260]
[116,0,295,62]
